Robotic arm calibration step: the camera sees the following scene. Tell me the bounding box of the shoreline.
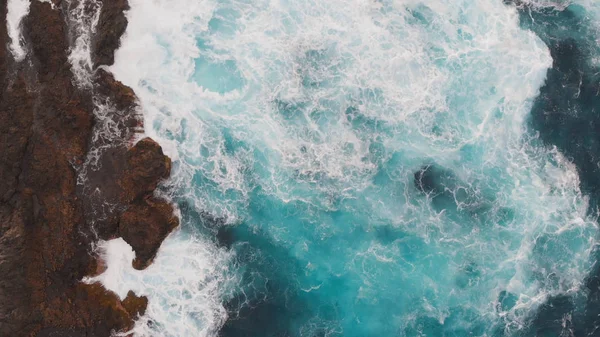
[0,0,179,335]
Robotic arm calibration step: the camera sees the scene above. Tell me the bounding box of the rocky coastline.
[0,0,177,336]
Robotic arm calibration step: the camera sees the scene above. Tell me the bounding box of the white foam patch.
[6,0,30,61]
[84,231,236,337]
[111,0,554,216]
[37,0,55,8]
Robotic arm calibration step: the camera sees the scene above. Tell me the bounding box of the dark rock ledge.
[0,0,177,336]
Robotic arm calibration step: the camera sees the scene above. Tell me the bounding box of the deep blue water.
[106,0,600,336]
[512,3,600,336]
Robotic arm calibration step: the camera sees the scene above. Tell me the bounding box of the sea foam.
[6,0,30,61]
[104,0,600,336]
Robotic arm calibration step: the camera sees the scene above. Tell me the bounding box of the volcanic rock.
[0,0,178,335]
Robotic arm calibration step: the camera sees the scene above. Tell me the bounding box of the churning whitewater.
[90,0,600,336]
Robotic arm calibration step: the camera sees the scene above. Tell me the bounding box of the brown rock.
[123,290,149,317]
[121,137,172,203]
[119,197,179,270]
[93,0,130,68]
[0,0,177,335]
[77,70,142,240]
[95,69,139,115]
[37,283,148,336]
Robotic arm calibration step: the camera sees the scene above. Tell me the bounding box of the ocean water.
[92,0,600,336]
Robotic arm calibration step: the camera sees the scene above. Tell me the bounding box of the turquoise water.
[105,0,600,336]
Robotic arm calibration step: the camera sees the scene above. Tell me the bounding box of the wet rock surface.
[0,0,177,336]
[92,0,130,68]
[121,138,172,204]
[119,196,179,270]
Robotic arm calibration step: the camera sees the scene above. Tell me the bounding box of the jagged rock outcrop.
[119,196,179,269]
[118,138,178,269]
[121,138,172,204]
[92,0,130,68]
[0,0,178,336]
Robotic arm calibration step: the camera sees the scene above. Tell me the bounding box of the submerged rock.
[413,163,494,226]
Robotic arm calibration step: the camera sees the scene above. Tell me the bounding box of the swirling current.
[85,0,600,336]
